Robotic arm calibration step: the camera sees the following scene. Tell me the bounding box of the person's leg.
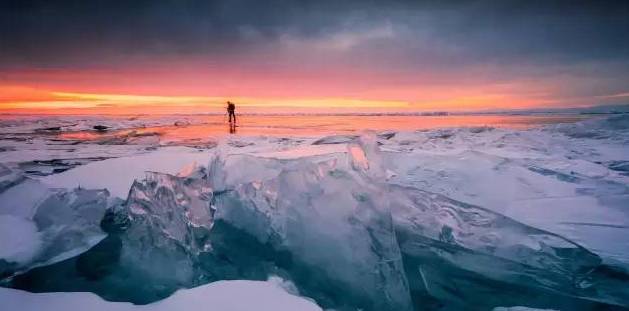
[229,112,233,123]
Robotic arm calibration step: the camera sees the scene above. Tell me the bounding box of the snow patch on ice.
[0,279,323,311]
[41,147,210,198]
[0,215,42,265]
[493,307,558,311]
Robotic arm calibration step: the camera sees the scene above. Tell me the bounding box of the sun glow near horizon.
[0,84,578,115]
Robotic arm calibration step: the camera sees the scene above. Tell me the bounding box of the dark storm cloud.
[0,0,628,68]
[415,1,629,64]
[0,0,380,66]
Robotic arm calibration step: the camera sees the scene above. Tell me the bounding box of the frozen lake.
[1,113,628,310]
[1,113,593,140]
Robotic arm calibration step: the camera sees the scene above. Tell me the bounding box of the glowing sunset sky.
[1,1,628,114]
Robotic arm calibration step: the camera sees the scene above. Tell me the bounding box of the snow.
[0,171,51,218]
[0,214,42,264]
[493,308,558,311]
[0,279,323,311]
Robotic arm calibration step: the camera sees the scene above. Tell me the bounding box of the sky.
[1,0,628,114]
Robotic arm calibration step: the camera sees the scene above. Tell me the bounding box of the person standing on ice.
[226,101,236,124]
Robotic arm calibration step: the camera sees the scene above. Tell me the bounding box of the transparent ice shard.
[213,150,413,311]
[0,164,113,277]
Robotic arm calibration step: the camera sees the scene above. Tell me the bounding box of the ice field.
[0,114,628,310]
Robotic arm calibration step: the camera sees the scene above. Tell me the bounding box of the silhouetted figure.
[227,101,236,124]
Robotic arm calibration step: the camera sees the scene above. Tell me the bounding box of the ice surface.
[41,147,211,198]
[382,117,629,265]
[0,279,322,311]
[0,114,219,179]
[1,115,628,310]
[0,115,207,134]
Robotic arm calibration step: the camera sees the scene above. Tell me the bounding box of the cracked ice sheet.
[383,125,629,265]
[5,115,628,267]
[0,279,322,311]
[35,136,342,199]
[0,114,208,134]
[41,147,212,198]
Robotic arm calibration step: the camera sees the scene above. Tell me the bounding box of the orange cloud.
[0,86,59,103]
[0,63,610,114]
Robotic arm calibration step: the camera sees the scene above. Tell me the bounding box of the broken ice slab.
[9,144,414,310]
[31,188,114,266]
[0,166,114,278]
[213,155,413,311]
[18,157,113,177]
[389,184,629,309]
[9,171,215,304]
[0,163,26,193]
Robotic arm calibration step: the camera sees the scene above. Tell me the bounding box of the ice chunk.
[31,188,113,266]
[101,171,214,299]
[0,163,26,192]
[0,165,113,275]
[390,185,599,272]
[123,171,214,235]
[267,275,300,296]
[312,134,357,145]
[381,124,629,265]
[207,150,345,192]
[389,185,629,309]
[549,114,629,139]
[10,171,215,303]
[0,172,51,219]
[176,161,206,179]
[214,150,413,311]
